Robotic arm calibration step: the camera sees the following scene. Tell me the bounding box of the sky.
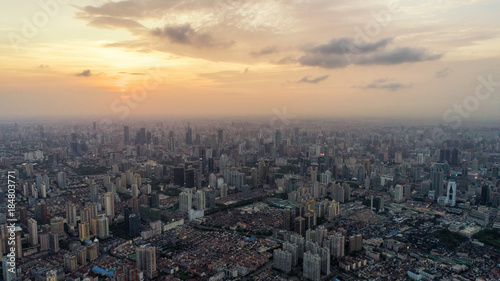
[1,0,500,121]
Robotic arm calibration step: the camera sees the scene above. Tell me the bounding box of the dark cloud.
[76,69,92,77]
[308,37,392,55]
[151,24,233,48]
[299,37,442,69]
[358,78,412,91]
[298,75,329,84]
[356,47,442,65]
[435,67,451,78]
[251,46,279,57]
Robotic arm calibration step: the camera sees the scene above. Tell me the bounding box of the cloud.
[299,37,442,69]
[435,68,451,78]
[76,69,92,77]
[298,75,329,84]
[358,78,412,91]
[87,16,146,32]
[275,56,297,65]
[251,46,279,57]
[151,24,233,48]
[39,64,49,70]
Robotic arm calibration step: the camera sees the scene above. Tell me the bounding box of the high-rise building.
[173,167,185,186]
[294,216,305,236]
[136,245,157,279]
[64,254,78,272]
[394,184,404,202]
[129,214,140,237]
[194,190,205,210]
[220,183,228,198]
[320,247,330,275]
[283,209,293,230]
[273,249,292,273]
[49,232,59,252]
[303,251,321,281]
[90,185,99,203]
[75,246,87,266]
[348,234,363,252]
[179,190,192,212]
[242,184,251,199]
[78,222,90,241]
[98,215,109,239]
[87,242,99,262]
[65,201,77,228]
[104,192,114,220]
[430,163,444,198]
[124,125,130,145]
[283,242,299,266]
[39,232,50,251]
[447,181,457,206]
[3,256,17,281]
[28,218,38,246]
[330,233,345,258]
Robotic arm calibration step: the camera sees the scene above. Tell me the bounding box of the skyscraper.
[28,218,38,246]
[136,245,157,279]
[430,163,444,198]
[104,192,114,220]
[65,201,77,228]
[179,190,192,212]
[90,185,99,203]
[124,125,130,145]
[98,215,109,239]
[447,181,456,206]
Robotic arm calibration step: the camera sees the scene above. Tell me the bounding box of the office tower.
[273,249,292,273]
[447,181,456,206]
[430,163,444,198]
[179,190,192,212]
[173,167,185,186]
[220,183,228,198]
[394,184,404,202]
[136,245,157,279]
[78,222,90,241]
[294,216,305,236]
[481,185,491,204]
[333,184,345,203]
[303,251,321,281]
[330,233,345,258]
[124,125,130,145]
[65,201,77,228]
[185,169,195,188]
[64,254,78,272]
[39,233,50,251]
[104,192,114,220]
[49,232,59,252]
[90,185,99,203]
[57,171,66,188]
[3,255,16,281]
[218,129,223,146]
[205,189,216,209]
[129,214,140,237]
[151,192,160,208]
[28,218,38,246]
[185,125,193,145]
[242,184,251,199]
[75,246,87,266]
[283,209,293,230]
[98,215,109,239]
[124,206,132,229]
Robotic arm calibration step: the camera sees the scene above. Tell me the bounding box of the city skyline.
[1,0,500,120]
